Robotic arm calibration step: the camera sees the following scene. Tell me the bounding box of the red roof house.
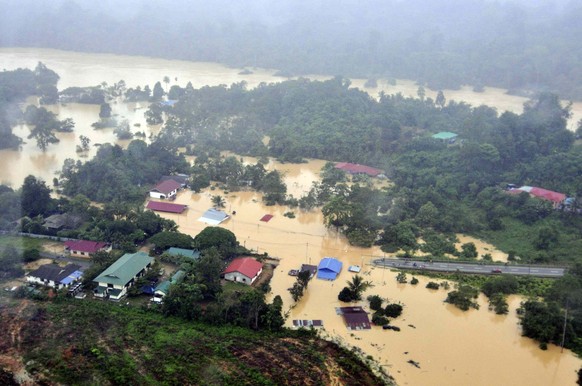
[146,201,188,213]
[64,240,110,258]
[507,186,566,207]
[223,257,263,285]
[149,179,182,199]
[335,162,383,177]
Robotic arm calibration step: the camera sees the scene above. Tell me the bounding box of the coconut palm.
[347,274,374,301]
[211,195,226,209]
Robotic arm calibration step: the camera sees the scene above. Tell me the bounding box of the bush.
[371,313,389,326]
[426,282,440,290]
[367,295,383,311]
[22,248,41,263]
[410,277,419,285]
[384,304,403,318]
[482,275,519,297]
[489,293,509,314]
[445,285,480,311]
[338,287,353,302]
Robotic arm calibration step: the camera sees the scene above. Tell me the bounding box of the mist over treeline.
[2,0,582,98]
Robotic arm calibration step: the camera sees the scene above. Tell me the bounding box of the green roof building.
[432,131,458,141]
[152,270,187,303]
[167,247,200,260]
[93,251,154,301]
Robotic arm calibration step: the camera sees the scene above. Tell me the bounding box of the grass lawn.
[0,235,45,250]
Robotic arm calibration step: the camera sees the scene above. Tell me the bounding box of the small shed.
[432,132,458,142]
[317,257,342,280]
[167,247,200,261]
[198,208,230,225]
[300,264,318,278]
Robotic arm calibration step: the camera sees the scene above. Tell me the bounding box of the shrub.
[426,282,440,290]
[384,304,403,318]
[371,313,389,326]
[338,287,353,302]
[367,295,383,311]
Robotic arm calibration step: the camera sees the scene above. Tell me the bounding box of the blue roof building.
[317,257,343,280]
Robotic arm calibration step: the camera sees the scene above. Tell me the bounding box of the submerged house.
[317,257,343,280]
[146,201,188,214]
[26,263,83,290]
[337,306,371,330]
[223,257,263,285]
[93,251,154,301]
[334,162,383,177]
[198,208,230,225]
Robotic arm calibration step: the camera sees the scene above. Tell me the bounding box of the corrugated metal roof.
[317,257,342,280]
[94,252,154,287]
[64,240,108,253]
[224,257,262,279]
[146,201,188,213]
[167,248,200,260]
[155,280,171,295]
[335,162,383,177]
[151,179,181,194]
[432,131,458,140]
[198,208,230,225]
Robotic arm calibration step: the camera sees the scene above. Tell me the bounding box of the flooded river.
[1,48,581,385]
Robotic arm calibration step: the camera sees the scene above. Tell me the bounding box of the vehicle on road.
[491,269,502,274]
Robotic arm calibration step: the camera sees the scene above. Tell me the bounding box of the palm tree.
[211,195,226,209]
[347,274,374,301]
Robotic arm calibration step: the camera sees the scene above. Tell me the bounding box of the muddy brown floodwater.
[1,48,581,385]
[149,158,582,386]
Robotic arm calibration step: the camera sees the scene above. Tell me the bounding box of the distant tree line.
[4,1,582,99]
[0,62,60,149]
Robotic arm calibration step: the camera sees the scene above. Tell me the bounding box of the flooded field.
[1,47,581,187]
[150,156,581,386]
[1,47,581,385]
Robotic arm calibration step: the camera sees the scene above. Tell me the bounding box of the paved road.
[372,258,566,278]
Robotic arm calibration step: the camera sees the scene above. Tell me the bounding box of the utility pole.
[561,307,568,353]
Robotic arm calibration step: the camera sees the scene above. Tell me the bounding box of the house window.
[107,283,113,288]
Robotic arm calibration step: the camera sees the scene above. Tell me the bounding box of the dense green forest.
[139,77,582,263]
[3,0,582,99]
[0,300,389,385]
